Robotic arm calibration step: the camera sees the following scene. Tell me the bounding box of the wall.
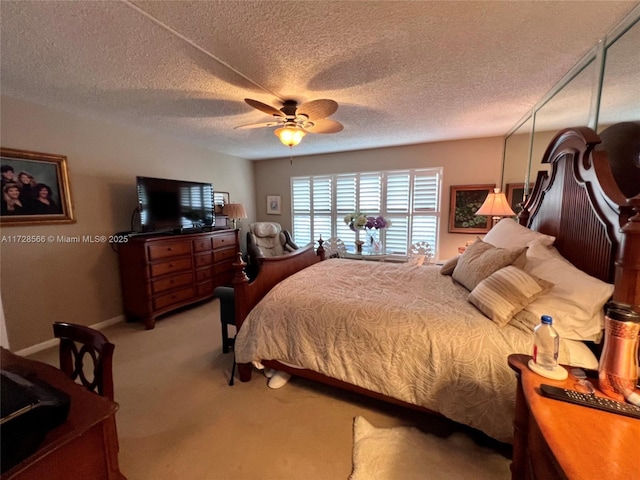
[253,136,504,260]
[0,95,255,351]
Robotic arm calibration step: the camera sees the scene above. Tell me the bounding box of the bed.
[230,125,640,443]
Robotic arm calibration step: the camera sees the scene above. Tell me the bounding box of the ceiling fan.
[236,98,344,147]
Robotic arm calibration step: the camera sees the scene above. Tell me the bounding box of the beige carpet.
[350,417,510,480]
[27,300,511,479]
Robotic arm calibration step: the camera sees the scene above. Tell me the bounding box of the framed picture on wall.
[266,195,281,215]
[448,184,494,233]
[1,147,75,226]
[213,191,229,214]
[506,183,533,215]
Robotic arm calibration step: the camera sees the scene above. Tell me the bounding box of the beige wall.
[253,137,504,260]
[0,95,255,350]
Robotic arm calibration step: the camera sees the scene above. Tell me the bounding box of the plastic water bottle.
[533,315,560,370]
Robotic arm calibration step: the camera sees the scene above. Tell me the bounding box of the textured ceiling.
[0,1,636,160]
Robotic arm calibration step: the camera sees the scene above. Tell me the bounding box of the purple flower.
[365,216,376,229]
[375,216,387,229]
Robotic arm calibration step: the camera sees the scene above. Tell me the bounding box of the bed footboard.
[232,242,324,382]
[232,242,324,330]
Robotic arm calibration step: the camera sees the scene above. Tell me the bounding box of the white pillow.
[521,242,613,341]
[469,266,554,326]
[483,218,555,250]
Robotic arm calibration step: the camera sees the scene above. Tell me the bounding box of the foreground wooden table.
[1,348,126,480]
[508,354,639,480]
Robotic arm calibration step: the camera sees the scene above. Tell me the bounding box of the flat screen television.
[136,176,214,233]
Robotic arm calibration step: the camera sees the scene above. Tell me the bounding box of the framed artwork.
[213,191,230,214]
[506,183,533,215]
[266,195,281,215]
[448,184,494,233]
[1,147,75,226]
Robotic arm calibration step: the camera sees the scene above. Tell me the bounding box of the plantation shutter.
[291,167,442,256]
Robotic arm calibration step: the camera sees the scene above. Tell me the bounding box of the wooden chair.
[53,322,115,401]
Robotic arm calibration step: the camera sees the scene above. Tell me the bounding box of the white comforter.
[235,258,569,442]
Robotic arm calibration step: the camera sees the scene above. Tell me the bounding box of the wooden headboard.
[519,126,640,310]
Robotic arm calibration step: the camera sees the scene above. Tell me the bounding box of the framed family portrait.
[506,183,533,215]
[448,184,494,233]
[266,195,281,215]
[1,147,75,226]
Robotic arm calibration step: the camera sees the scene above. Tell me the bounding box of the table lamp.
[222,203,247,229]
[475,188,516,224]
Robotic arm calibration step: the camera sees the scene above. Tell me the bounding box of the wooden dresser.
[508,354,639,480]
[117,229,238,329]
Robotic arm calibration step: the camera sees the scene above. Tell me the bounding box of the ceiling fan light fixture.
[275,125,306,147]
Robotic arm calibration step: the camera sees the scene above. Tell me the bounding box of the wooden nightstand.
[508,354,639,480]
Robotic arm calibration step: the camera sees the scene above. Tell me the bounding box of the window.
[291,168,442,255]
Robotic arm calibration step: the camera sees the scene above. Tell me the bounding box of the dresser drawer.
[214,259,235,275]
[149,258,192,277]
[148,241,191,260]
[192,237,212,253]
[197,281,214,297]
[194,252,213,268]
[214,247,236,263]
[153,287,195,310]
[195,267,213,283]
[213,233,236,250]
[151,272,193,294]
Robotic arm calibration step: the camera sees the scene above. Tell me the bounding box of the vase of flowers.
[365,215,391,253]
[344,212,368,252]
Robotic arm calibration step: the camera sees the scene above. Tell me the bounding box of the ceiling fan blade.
[234,121,282,130]
[306,119,344,134]
[244,98,285,117]
[297,99,338,121]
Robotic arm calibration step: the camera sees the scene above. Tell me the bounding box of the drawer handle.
[168,247,173,251]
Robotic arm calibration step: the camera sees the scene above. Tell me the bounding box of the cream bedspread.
[235,258,570,442]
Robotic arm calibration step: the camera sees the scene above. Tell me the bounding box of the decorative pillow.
[520,241,613,341]
[451,239,526,292]
[439,256,459,275]
[469,266,554,327]
[483,218,555,250]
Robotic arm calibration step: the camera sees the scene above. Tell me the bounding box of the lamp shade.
[475,188,516,218]
[275,125,306,147]
[221,203,247,220]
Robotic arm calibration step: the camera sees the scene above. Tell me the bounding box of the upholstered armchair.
[246,222,298,264]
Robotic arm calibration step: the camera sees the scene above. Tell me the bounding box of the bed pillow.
[483,218,555,250]
[451,238,526,292]
[439,256,459,275]
[520,241,613,341]
[469,266,554,326]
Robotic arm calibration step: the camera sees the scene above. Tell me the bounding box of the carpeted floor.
[27,299,511,479]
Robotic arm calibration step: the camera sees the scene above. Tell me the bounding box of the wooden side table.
[508,354,639,480]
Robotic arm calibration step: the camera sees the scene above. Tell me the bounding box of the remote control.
[540,384,640,420]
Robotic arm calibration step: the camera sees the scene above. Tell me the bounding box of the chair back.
[408,241,433,266]
[248,222,286,257]
[323,237,347,258]
[53,322,115,400]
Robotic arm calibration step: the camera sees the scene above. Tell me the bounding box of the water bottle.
[533,315,560,370]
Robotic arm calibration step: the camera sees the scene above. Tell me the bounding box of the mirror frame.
[502,5,640,194]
